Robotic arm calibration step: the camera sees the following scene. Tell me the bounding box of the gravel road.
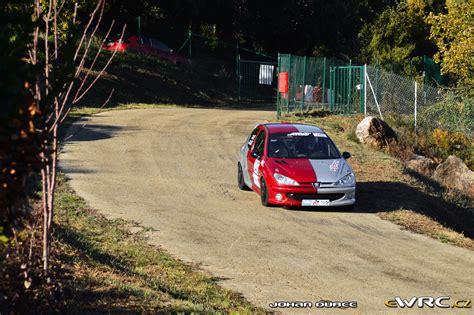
[61,107,473,313]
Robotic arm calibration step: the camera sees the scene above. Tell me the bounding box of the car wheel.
[260,178,270,206]
[237,163,250,191]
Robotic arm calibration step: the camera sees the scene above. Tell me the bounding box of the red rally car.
[103,35,190,65]
[238,123,356,208]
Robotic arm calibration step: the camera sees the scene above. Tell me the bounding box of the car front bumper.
[267,184,356,207]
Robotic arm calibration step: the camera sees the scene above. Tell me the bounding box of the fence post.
[237,53,241,101]
[301,56,307,112]
[359,66,364,113]
[330,67,334,112]
[365,67,383,120]
[333,67,336,111]
[348,60,352,114]
[277,53,281,119]
[364,64,367,117]
[414,81,418,134]
[137,16,142,43]
[329,66,334,111]
[188,29,192,58]
[322,57,326,103]
[288,54,292,113]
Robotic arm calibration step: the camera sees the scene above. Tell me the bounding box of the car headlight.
[336,173,355,186]
[273,173,299,186]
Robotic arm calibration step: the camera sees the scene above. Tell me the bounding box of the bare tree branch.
[73,0,103,61]
[73,20,115,102]
[53,0,58,60]
[73,24,126,104]
[30,0,123,274]
[74,0,105,72]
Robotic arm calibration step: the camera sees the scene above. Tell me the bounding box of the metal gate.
[237,57,277,101]
[329,66,365,114]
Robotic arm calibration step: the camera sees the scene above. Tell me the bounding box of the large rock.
[433,155,474,199]
[355,116,397,148]
[406,155,436,177]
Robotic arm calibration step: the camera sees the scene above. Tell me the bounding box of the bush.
[418,96,473,135]
[422,129,473,169]
[381,98,473,170]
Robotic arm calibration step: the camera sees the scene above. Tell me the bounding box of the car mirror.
[251,151,261,159]
[342,151,351,159]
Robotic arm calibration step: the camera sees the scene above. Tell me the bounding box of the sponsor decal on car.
[312,132,327,137]
[253,159,261,187]
[286,132,327,137]
[248,134,257,146]
[329,160,340,172]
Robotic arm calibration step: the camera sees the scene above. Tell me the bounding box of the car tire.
[237,163,250,191]
[260,178,270,207]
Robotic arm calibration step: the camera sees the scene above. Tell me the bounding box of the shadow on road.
[289,181,474,238]
[62,123,129,142]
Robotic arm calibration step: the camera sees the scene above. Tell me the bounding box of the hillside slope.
[80,51,239,108]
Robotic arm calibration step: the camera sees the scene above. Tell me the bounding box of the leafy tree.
[0,0,40,239]
[427,0,474,93]
[359,0,438,74]
[101,0,397,59]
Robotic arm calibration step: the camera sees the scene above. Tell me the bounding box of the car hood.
[268,158,352,183]
[308,158,352,183]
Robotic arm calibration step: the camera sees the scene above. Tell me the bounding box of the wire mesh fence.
[364,65,473,136]
[176,31,278,102]
[277,54,472,136]
[238,58,278,101]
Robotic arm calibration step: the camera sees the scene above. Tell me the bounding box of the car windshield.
[268,132,340,159]
[106,35,130,44]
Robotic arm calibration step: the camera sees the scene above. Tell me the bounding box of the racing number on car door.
[248,129,265,189]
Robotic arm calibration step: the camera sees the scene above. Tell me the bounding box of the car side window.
[253,130,266,156]
[247,128,260,147]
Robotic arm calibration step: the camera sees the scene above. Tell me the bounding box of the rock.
[433,155,474,199]
[355,116,397,148]
[406,155,436,177]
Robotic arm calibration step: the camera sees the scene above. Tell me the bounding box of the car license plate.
[301,199,330,206]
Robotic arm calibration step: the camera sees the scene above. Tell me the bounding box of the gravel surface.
[61,107,474,313]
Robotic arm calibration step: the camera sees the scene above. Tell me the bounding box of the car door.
[241,127,260,185]
[248,128,266,190]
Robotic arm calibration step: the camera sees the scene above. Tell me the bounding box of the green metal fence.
[329,65,365,114]
[277,54,350,117]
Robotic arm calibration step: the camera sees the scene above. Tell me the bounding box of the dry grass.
[54,174,263,313]
[279,113,474,250]
[379,210,473,250]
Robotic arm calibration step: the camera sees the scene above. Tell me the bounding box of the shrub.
[425,128,473,169]
[382,97,473,170]
[418,96,473,135]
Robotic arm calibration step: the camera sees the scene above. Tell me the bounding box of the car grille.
[286,193,345,201]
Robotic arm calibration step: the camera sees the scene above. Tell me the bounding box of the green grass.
[69,103,178,118]
[54,174,263,313]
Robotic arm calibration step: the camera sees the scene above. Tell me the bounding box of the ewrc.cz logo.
[385,297,471,308]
